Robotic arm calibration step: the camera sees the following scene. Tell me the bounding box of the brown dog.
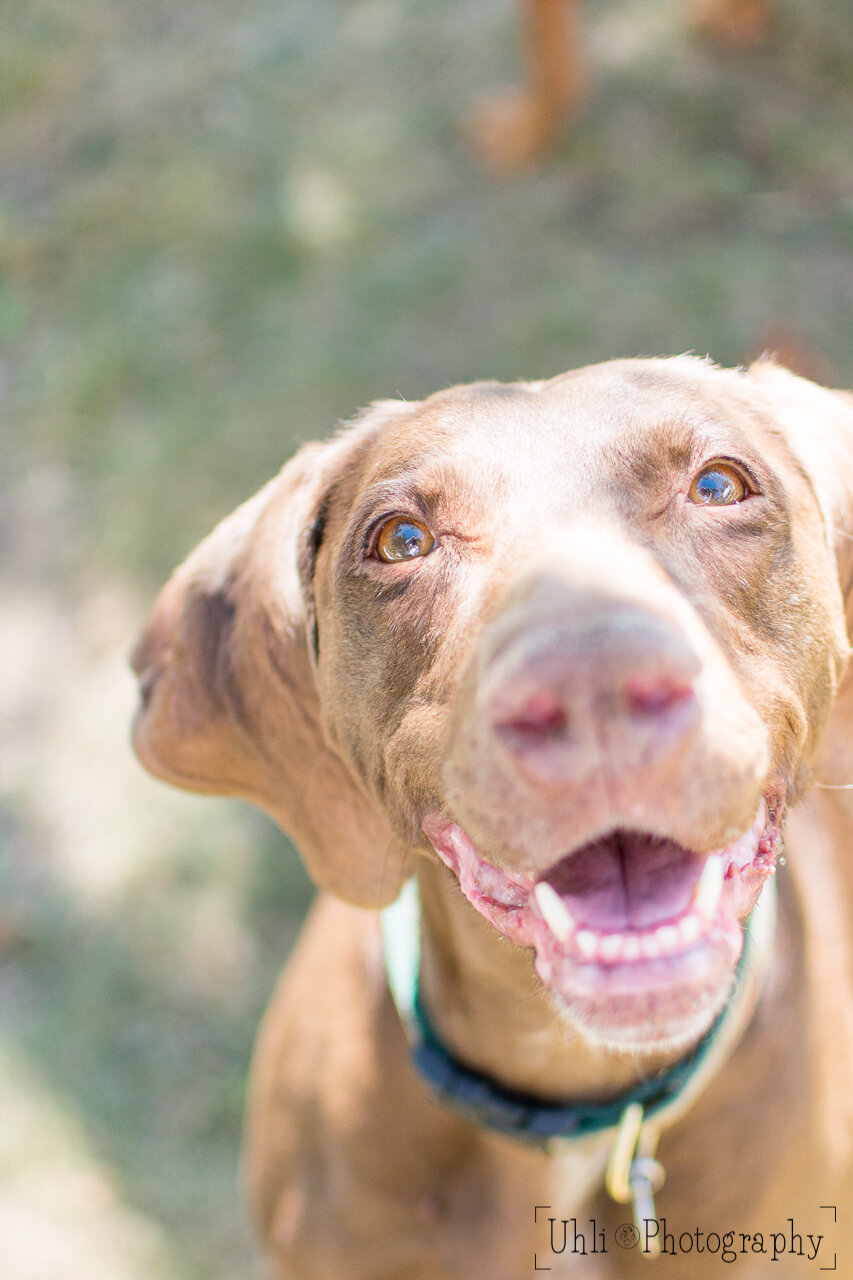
[470,0,775,169]
[132,357,853,1278]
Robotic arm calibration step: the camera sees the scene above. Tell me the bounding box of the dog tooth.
[598,934,623,963]
[533,881,575,944]
[677,912,703,947]
[640,933,661,960]
[692,855,725,921]
[575,929,598,961]
[621,935,642,962]
[655,924,680,954]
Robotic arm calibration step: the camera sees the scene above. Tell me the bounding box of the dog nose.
[484,605,701,787]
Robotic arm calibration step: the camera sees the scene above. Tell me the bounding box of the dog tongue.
[544,833,705,931]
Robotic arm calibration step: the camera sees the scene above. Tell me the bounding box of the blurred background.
[1,0,851,1276]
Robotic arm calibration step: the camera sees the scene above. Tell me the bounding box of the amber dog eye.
[688,463,750,506]
[375,517,436,562]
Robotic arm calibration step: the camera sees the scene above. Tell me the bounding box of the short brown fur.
[133,358,853,1278]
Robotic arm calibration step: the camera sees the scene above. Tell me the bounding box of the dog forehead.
[350,360,760,505]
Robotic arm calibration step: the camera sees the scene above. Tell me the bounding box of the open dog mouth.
[422,796,784,1049]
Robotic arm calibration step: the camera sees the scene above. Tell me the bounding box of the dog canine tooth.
[692,854,725,921]
[533,881,575,943]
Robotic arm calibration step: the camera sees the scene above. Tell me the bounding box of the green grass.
[1,0,852,1274]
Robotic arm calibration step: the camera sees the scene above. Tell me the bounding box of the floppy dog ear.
[747,358,853,778]
[131,408,414,908]
[748,359,853,624]
[749,360,853,1167]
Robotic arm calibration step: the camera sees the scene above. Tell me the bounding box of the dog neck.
[414,857,682,1103]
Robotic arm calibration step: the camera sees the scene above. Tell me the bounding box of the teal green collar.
[381,876,777,1146]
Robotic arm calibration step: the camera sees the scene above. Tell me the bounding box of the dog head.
[132,357,853,1053]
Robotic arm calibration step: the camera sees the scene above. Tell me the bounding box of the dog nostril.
[494,690,568,741]
[623,676,693,717]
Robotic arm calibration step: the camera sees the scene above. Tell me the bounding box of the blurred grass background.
[0,0,851,1275]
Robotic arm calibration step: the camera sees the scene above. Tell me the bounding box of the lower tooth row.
[532,870,716,965]
[568,911,705,964]
[446,807,759,977]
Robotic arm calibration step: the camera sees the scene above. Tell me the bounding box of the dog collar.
[381,874,777,1146]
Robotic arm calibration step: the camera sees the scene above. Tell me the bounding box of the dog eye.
[375,518,436,562]
[688,463,750,506]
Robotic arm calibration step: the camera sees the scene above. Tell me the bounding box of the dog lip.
[422,801,783,1050]
[421,795,784,971]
